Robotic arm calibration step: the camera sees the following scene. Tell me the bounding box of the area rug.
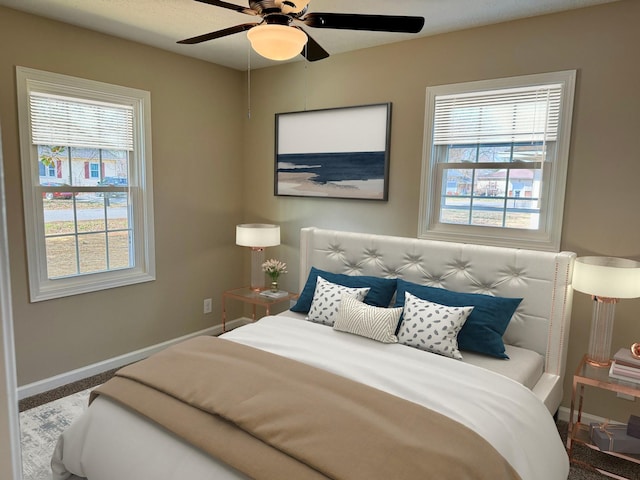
[20,388,92,480]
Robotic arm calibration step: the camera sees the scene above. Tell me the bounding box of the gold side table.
[567,354,640,478]
[221,287,298,332]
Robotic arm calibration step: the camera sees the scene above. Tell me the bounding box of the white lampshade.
[236,224,280,248]
[247,24,307,61]
[573,256,640,299]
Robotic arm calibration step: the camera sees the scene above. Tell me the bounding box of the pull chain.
[303,43,308,111]
[247,45,251,119]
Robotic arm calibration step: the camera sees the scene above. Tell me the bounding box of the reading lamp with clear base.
[236,224,280,291]
[572,256,640,367]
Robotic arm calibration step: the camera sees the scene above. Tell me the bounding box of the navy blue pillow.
[291,267,397,313]
[394,279,522,359]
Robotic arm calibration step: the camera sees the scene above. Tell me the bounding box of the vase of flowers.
[262,259,287,292]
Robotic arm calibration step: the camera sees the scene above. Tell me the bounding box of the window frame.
[16,66,155,302]
[418,70,576,252]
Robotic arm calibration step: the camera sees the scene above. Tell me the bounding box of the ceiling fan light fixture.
[247,24,308,61]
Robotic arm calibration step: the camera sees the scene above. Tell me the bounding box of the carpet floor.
[18,381,640,480]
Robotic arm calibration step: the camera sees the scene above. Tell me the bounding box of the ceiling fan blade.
[302,12,425,34]
[177,23,257,44]
[193,0,257,16]
[300,31,330,62]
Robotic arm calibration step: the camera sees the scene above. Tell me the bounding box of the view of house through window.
[39,145,131,278]
[437,141,546,230]
[17,66,155,301]
[420,71,576,251]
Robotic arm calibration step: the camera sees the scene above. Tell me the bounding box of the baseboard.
[557,406,609,425]
[17,318,251,400]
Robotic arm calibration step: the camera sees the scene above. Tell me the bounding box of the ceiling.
[0,0,619,71]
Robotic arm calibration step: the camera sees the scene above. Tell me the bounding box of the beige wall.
[0,7,247,385]
[1,0,639,453]
[243,0,640,420]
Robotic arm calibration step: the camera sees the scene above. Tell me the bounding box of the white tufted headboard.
[299,227,575,412]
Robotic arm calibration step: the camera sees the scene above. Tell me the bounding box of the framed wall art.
[275,103,391,200]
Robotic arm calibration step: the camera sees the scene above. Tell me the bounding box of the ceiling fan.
[178,0,425,62]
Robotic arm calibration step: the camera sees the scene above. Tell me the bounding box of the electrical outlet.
[203,298,212,314]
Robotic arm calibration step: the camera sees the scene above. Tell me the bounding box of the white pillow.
[306,276,370,326]
[397,292,473,359]
[333,294,402,344]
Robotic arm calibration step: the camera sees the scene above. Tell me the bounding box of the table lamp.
[572,256,640,367]
[236,224,280,291]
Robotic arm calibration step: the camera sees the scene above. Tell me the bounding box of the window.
[89,162,100,179]
[419,71,576,251]
[39,160,56,178]
[16,67,155,301]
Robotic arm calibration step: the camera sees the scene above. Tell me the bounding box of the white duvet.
[52,315,569,480]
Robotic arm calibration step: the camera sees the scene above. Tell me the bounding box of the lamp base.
[586,296,618,368]
[585,357,611,368]
[250,247,265,291]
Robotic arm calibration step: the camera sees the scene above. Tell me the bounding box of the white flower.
[262,259,287,279]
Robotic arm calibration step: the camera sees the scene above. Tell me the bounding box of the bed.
[52,227,575,480]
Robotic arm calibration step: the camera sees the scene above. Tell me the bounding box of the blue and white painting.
[276,103,390,200]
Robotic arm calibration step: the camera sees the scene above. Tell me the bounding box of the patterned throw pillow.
[307,276,370,326]
[333,295,402,344]
[394,279,521,359]
[397,292,473,359]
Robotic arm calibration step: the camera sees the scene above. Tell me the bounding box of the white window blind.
[29,91,134,151]
[433,84,562,146]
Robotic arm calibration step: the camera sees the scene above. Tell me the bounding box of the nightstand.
[567,354,640,478]
[221,287,298,332]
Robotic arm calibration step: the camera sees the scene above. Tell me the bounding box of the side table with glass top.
[221,287,298,332]
[567,354,640,478]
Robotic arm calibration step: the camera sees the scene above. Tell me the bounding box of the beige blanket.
[92,336,521,480]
